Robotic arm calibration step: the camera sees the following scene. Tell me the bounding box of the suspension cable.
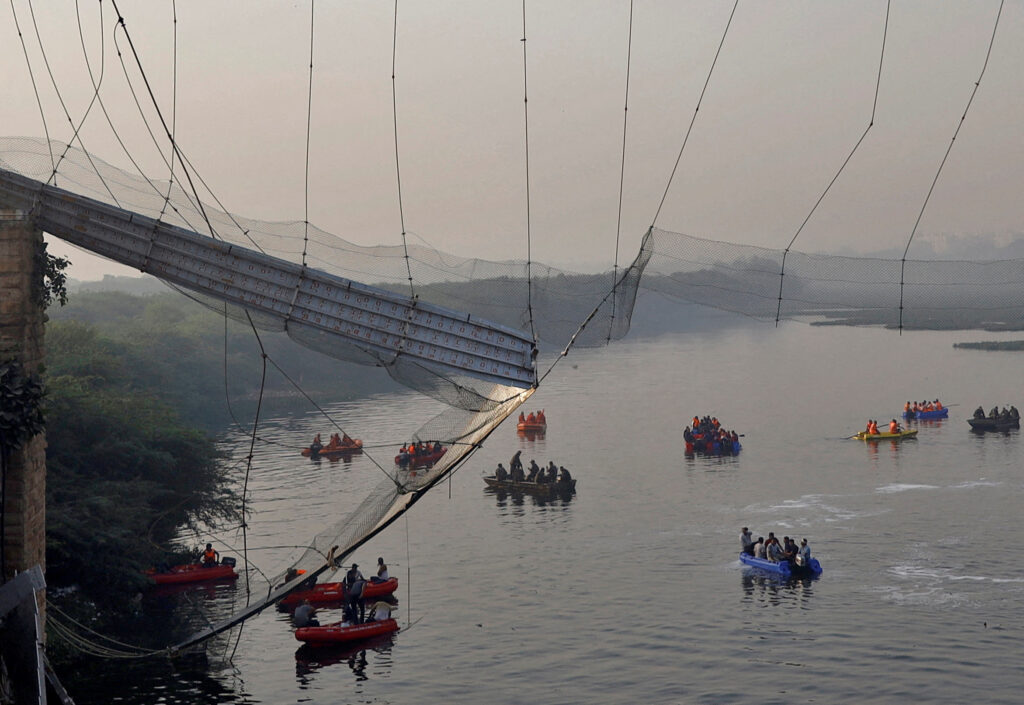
[650,0,738,228]
[392,0,415,297]
[9,0,56,175]
[302,0,315,268]
[898,0,1004,333]
[608,0,634,343]
[774,0,890,326]
[520,0,538,345]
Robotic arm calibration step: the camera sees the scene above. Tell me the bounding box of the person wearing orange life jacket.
[526,411,536,424]
[865,420,873,434]
[536,409,546,424]
[889,419,899,434]
[518,411,526,423]
[201,542,219,568]
[934,399,943,410]
[904,401,911,414]
[869,420,880,435]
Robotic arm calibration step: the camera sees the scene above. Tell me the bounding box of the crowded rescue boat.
[301,432,363,457]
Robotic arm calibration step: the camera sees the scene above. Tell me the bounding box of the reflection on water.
[485,486,577,509]
[295,636,396,683]
[740,570,817,607]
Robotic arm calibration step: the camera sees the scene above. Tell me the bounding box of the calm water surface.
[71,319,1024,704]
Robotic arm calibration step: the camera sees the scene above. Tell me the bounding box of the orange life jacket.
[935,401,943,410]
[203,548,217,563]
[889,421,898,433]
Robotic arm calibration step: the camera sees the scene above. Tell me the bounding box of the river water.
[69,316,1024,704]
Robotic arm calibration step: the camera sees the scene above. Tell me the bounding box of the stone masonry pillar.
[0,208,47,596]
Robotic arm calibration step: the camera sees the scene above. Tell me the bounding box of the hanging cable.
[110,0,219,239]
[157,0,178,223]
[301,0,315,267]
[774,0,890,326]
[650,0,738,227]
[520,0,538,345]
[24,0,121,205]
[608,0,634,343]
[392,1,415,296]
[898,0,1004,333]
[9,0,56,175]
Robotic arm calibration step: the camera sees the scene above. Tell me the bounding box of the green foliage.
[34,241,70,309]
[43,319,240,609]
[0,360,45,451]
[44,373,237,602]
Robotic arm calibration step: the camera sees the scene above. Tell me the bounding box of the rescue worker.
[201,543,219,567]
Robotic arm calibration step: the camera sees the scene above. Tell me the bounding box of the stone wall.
[0,208,47,587]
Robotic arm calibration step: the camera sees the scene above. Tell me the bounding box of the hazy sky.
[3,1,1023,281]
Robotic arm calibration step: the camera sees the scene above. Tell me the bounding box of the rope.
[609,0,634,343]
[392,0,415,297]
[774,0,891,326]
[651,0,738,227]
[898,0,1004,333]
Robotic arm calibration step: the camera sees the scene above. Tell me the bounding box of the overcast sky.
[3,1,1023,281]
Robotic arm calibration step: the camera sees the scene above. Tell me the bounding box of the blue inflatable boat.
[902,408,948,419]
[739,552,822,578]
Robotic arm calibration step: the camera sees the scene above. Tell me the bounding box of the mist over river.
[71,317,1024,704]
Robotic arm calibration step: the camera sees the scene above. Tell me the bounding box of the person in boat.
[281,567,316,590]
[795,539,812,567]
[371,556,389,584]
[537,409,546,423]
[974,406,985,419]
[869,420,880,435]
[782,537,798,566]
[495,463,509,482]
[526,411,536,424]
[510,450,524,475]
[558,466,572,484]
[525,459,540,482]
[518,411,526,424]
[344,563,367,623]
[753,537,766,559]
[545,462,558,483]
[683,426,693,444]
[865,419,872,434]
[740,527,755,555]
[433,440,442,453]
[534,462,548,484]
[201,543,219,567]
[342,432,355,446]
[309,434,323,455]
[293,599,319,628]
[766,538,784,563]
[368,599,396,622]
[510,461,525,483]
[888,419,900,434]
